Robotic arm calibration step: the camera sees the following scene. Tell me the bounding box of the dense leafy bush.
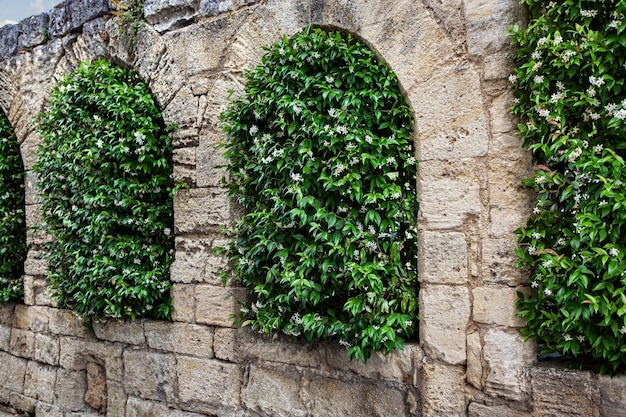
[35,60,175,322]
[0,110,26,303]
[219,27,419,362]
[510,0,626,373]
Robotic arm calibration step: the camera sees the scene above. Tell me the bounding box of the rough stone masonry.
[1,0,626,416]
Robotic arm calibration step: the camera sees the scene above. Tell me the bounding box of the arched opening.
[219,26,419,362]
[33,59,176,322]
[0,108,26,303]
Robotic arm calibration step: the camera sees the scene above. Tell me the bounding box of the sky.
[0,0,63,27]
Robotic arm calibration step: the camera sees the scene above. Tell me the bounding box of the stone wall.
[1,0,625,416]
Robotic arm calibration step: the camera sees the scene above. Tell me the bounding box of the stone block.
[123,350,177,403]
[48,308,86,337]
[92,319,145,345]
[0,351,27,394]
[465,0,524,57]
[421,362,466,416]
[0,24,18,59]
[23,275,35,306]
[468,402,531,417]
[473,286,528,327]
[34,332,60,366]
[174,187,231,233]
[24,360,57,403]
[325,342,422,384]
[482,237,529,286]
[106,381,127,417]
[242,364,306,417]
[171,284,196,322]
[34,403,65,417]
[530,365,599,417]
[418,159,482,230]
[196,129,228,187]
[177,356,242,414]
[25,204,48,246]
[55,368,87,412]
[145,321,215,357]
[488,157,533,213]
[420,231,468,284]
[0,303,16,325]
[484,51,516,81]
[59,337,124,383]
[13,305,49,331]
[10,329,35,359]
[48,0,109,38]
[599,374,626,417]
[415,67,489,160]
[85,362,107,414]
[483,328,535,401]
[214,327,323,368]
[17,13,50,50]
[148,49,185,109]
[0,325,11,352]
[194,285,247,327]
[466,330,483,389]
[170,236,229,284]
[8,392,36,414]
[145,0,199,33]
[23,249,48,276]
[301,373,407,417]
[419,285,470,365]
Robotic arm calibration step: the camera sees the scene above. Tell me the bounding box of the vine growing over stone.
[35,59,176,322]
[219,27,419,362]
[0,110,26,303]
[511,0,626,373]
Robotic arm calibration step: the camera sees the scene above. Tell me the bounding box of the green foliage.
[34,59,175,322]
[111,0,145,47]
[0,110,26,303]
[510,0,626,374]
[219,27,419,362]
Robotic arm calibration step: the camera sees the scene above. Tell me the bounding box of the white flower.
[580,9,598,18]
[531,281,539,288]
[531,51,542,60]
[564,334,572,341]
[609,248,620,257]
[531,232,542,240]
[249,125,259,135]
[594,144,604,154]
[615,109,626,120]
[553,35,563,45]
[336,125,348,135]
[134,131,146,145]
[576,335,586,342]
[292,105,302,115]
[537,37,548,46]
[620,326,626,335]
[325,75,334,83]
[96,139,104,149]
[528,246,537,255]
[543,288,552,296]
[561,50,576,63]
[533,207,541,214]
[278,47,286,55]
[164,227,171,236]
[290,172,303,183]
[508,74,518,83]
[534,75,545,84]
[589,75,605,87]
[406,156,416,165]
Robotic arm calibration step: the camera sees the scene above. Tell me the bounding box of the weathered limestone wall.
[1,0,626,416]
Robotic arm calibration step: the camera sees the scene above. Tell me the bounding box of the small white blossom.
[543,288,552,296]
[609,248,620,257]
[620,326,626,335]
[580,9,598,18]
[96,139,104,149]
[576,334,586,342]
[508,74,518,83]
[531,232,542,240]
[564,334,573,341]
[531,51,542,60]
[589,75,605,87]
[553,35,563,45]
[531,281,539,288]
[594,144,604,154]
[134,131,146,145]
[537,37,548,46]
[290,172,303,183]
[534,75,545,84]
[292,105,302,115]
[164,227,171,236]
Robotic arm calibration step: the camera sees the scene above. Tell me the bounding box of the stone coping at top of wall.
[1,0,626,416]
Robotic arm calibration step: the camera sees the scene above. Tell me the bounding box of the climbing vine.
[511,0,626,373]
[35,60,176,322]
[219,27,419,362]
[0,110,26,303]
